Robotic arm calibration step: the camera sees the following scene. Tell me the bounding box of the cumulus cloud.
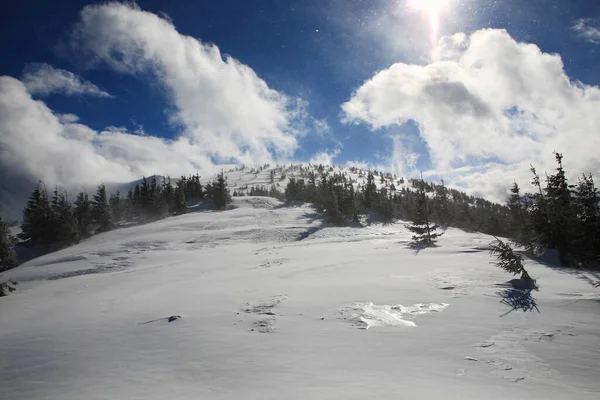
[573,19,600,44]
[0,3,319,218]
[22,63,113,97]
[342,28,600,201]
[309,148,341,166]
[70,2,300,166]
[0,77,213,189]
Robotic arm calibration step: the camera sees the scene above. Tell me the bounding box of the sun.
[409,0,449,15]
[408,0,451,46]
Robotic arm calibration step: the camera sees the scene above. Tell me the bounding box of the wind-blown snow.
[1,197,599,399]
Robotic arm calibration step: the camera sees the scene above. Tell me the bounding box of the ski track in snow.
[2,173,600,400]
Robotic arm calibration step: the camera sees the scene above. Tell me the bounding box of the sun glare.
[409,0,449,15]
[408,0,450,47]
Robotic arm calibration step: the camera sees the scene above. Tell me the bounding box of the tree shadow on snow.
[405,241,437,255]
[525,249,600,288]
[495,285,540,317]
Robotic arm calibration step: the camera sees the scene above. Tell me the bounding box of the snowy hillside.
[203,163,412,194]
[1,197,599,399]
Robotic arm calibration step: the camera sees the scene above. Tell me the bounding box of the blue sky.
[1,0,600,213]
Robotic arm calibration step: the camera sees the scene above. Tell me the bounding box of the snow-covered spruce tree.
[0,213,18,272]
[489,237,533,282]
[407,175,442,246]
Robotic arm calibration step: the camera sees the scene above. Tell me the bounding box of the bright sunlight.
[409,0,450,46]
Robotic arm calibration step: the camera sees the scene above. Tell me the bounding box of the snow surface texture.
[1,196,600,399]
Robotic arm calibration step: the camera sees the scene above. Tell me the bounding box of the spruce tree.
[489,237,533,282]
[211,173,231,210]
[544,153,574,263]
[92,184,112,233]
[173,182,188,215]
[434,178,451,226]
[51,188,79,246]
[20,184,54,247]
[109,192,123,224]
[574,174,600,262]
[0,213,18,272]
[74,192,93,238]
[407,175,442,246]
[363,172,377,211]
[507,181,523,237]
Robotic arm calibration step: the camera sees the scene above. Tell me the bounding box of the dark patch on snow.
[139,315,183,325]
[36,255,88,266]
[495,288,540,316]
[297,226,324,241]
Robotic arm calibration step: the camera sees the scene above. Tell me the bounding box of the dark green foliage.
[363,172,377,210]
[19,184,55,247]
[172,181,188,215]
[209,173,231,210]
[407,176,442,245]
[573,174,600,262]
[0,213,18,272]
[19,184,78,248]
[50,187,79,246]
[74,192,93,238]
[109,192,123,224]
[489,237,533,281]
[509,154,600,267]
[433,178,451,226]
[507,181,523,237]
[92,184,112,233]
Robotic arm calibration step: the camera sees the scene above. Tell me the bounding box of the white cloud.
[70,2,302,166]
[309,148,341,166]
[0,3,323,218]
[573,19,600,44]
[342,28,600,202]
[22,63,113,98]
[0,77,215,187]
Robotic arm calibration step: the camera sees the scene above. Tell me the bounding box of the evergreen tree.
[173,181,188,215]
[544,153,575,263]
[507,181,523,237]
[211,173,231,210]
[489,237,533,282]
[0,213,17,272]
[574,174,600,262]
[51,188,79,246]
[92,184,112,233]
[407,175,442,246]
[434,178,451,226]
[363,172,377,211]
[19,184,54,247]
[74,192,93,237]
[109,192,123,224]
[377,188,396,223]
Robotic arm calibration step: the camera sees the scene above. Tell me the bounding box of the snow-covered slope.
[1,197,599,399]
[202,163,411,194]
